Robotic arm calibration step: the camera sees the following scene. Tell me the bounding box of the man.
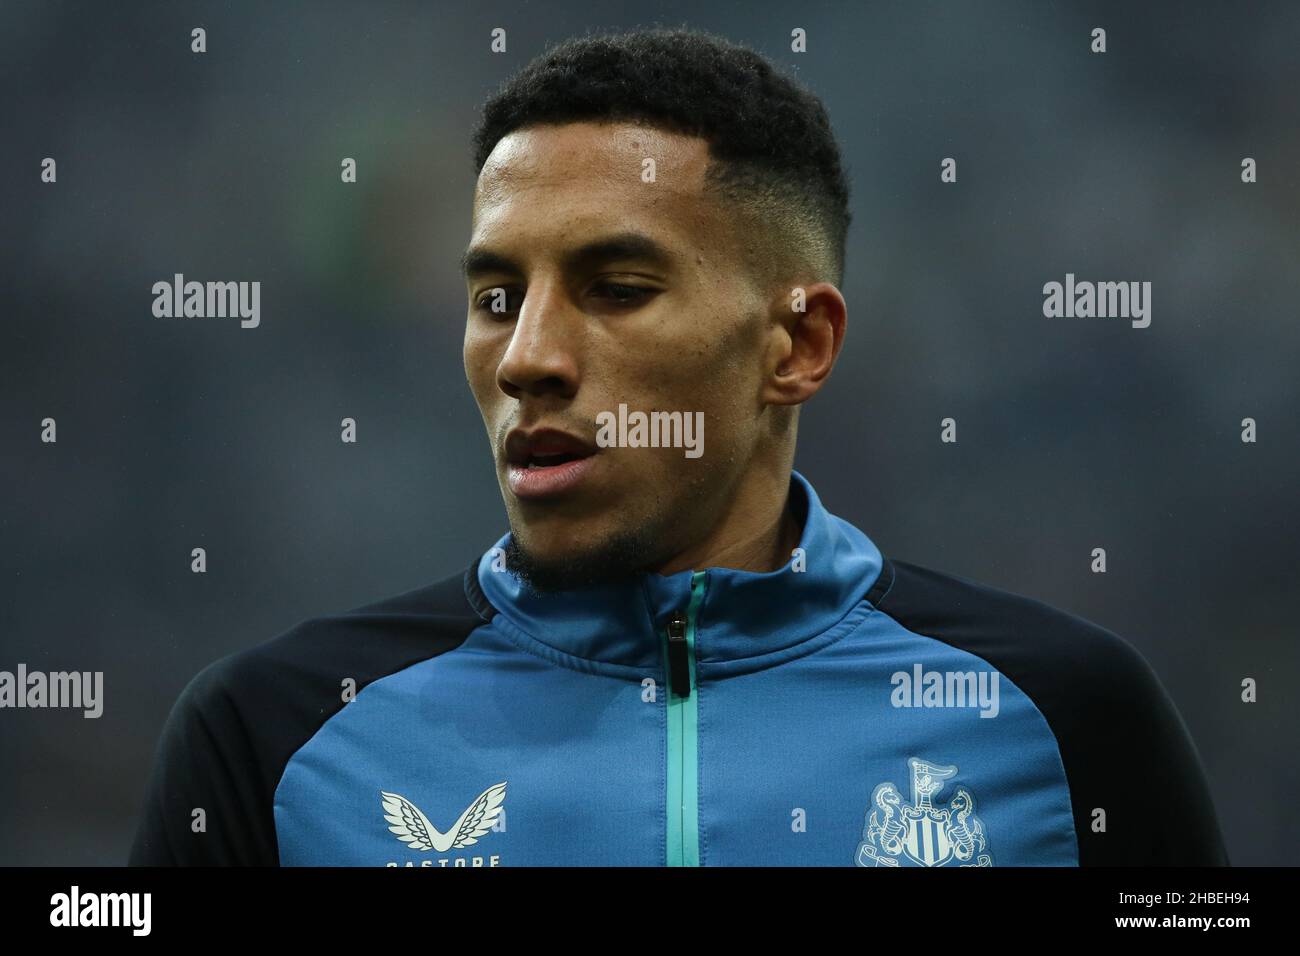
[130,28,1227,866]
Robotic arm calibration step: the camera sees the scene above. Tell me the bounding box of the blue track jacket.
[129,471,1228,866]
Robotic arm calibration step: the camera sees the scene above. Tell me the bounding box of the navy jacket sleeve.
[875,558,1229,866]
[129,654,280,866]
[128,565,489,866]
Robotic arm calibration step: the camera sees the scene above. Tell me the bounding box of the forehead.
[470,121,725,257]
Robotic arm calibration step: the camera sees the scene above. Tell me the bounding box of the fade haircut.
[470,27,852,289]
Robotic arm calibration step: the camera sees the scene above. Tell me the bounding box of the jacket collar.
[475,470,883,674]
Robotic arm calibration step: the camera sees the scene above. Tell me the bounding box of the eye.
[591,282,654,305]
[474,287,520,316]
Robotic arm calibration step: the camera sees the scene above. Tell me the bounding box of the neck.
[652,464,802,576]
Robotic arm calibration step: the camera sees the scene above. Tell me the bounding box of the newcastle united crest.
[856,757,994,867]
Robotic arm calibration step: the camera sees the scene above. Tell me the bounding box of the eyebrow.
[460,232,676,280]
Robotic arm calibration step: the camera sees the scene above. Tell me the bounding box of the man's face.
[463,120,775,587]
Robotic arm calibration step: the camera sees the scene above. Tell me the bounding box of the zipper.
[664,570,706,867]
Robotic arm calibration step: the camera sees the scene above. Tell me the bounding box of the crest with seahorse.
[855,757,993,867]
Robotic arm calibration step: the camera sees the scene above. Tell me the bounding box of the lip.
[507,454,597,500]
[503,426,599,501]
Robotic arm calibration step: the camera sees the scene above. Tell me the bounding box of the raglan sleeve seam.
[1027,624,1229,866]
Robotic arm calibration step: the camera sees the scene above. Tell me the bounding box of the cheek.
[685,335,766,448]
[463,326,499,395]
[629,353,751,463]
[463,336,509,437]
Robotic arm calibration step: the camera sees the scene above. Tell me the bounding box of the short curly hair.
[471,27,852,288]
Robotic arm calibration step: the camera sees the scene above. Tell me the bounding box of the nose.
[496,278,580,402]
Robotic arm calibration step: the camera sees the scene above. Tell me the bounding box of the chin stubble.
[503,525,662,594]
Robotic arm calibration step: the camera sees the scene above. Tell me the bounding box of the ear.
[760,282,847,407]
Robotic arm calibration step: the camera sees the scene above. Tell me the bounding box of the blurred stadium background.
[1,0,1296,864]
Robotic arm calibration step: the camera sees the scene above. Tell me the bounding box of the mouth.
[504,428,599,500]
